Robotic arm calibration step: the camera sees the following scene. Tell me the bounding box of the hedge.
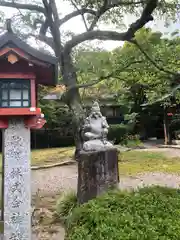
[64,187,180,240]
[108,124,129,144]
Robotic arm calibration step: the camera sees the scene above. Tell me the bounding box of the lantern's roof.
[0,30,58,86]
[0,31,57,64]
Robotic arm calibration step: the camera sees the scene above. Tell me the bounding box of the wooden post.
[163,107,171,145]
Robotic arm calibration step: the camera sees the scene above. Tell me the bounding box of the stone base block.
[77,148,119,204]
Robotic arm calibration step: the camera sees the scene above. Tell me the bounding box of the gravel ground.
[31,147,180,239]
[32,166,180,195]
[120,172,180,190]
[32,164,78,195]
[32,168,180,240]
[32,147,180,195]
[32,164,77,240]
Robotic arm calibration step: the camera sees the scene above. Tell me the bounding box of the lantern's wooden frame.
[0,73,39,115]
[0,73,45,129]
[0,30,58,129]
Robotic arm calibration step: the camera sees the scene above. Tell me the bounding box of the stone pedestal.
[2,118,31,239]
[77,148,119,204]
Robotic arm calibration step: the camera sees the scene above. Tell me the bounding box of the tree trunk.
[61,52,85,159]
[69,96,85,159]
[46,10,85,158]
[163,107,171,145]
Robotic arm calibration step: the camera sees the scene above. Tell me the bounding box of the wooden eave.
[0,31,58,85]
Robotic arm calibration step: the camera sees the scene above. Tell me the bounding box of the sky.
[0,1,179,51]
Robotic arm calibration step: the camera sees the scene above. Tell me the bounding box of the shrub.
[108,124,128,144]
[174,130,180,140]
[55,192,78,225]
[65,186,180,240]
[122,134,143,148]
[108,124,141,146]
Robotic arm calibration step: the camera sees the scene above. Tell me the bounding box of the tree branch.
[59,8,96,26]
[35,7,96,37]
[42,0,62,57]
[0,0,45,13]
[67,60,143,90]
[88,0,145,31]
[39,18,49,35]
[37,34,54,49]
[64,30,127,52]
[130,39,177,76]
[70,0,89,31]
[64,0,158,52]
[25,32,54,50]
[33,18,50,37]
[125,0,157,38]
[88,0,108,31]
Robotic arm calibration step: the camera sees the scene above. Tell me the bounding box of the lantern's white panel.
[9,89,21,99]
[9,101,21,107]
[3,118,31,240]
[23,90,29,99]
[23,101,29,107]
[2,102,8,107]
[2,90,8,100]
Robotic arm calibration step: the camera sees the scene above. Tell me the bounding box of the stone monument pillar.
[77,101,119,204]
[0,19,57,239]
[3,118,31,239]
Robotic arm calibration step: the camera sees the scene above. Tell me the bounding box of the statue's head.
[90,101,102,119]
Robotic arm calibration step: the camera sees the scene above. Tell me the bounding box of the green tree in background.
[0,0,178,154]
[75,27,180,142]
[40,27,180,144]
[110,28,180,142]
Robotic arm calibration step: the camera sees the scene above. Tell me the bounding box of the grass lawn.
[119,150,180,176]
[0,147,74,204]
[0,147,180,176]
[31,147,74,166]
[0,147,75,171]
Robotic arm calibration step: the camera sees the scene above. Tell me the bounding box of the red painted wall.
[0,56,54,85]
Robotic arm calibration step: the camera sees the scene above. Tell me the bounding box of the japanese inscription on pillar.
[3,119,31,240]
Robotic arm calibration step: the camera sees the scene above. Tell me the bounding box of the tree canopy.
[0,0,179,151]
[37,27,180,134]
[73,27,180,109]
